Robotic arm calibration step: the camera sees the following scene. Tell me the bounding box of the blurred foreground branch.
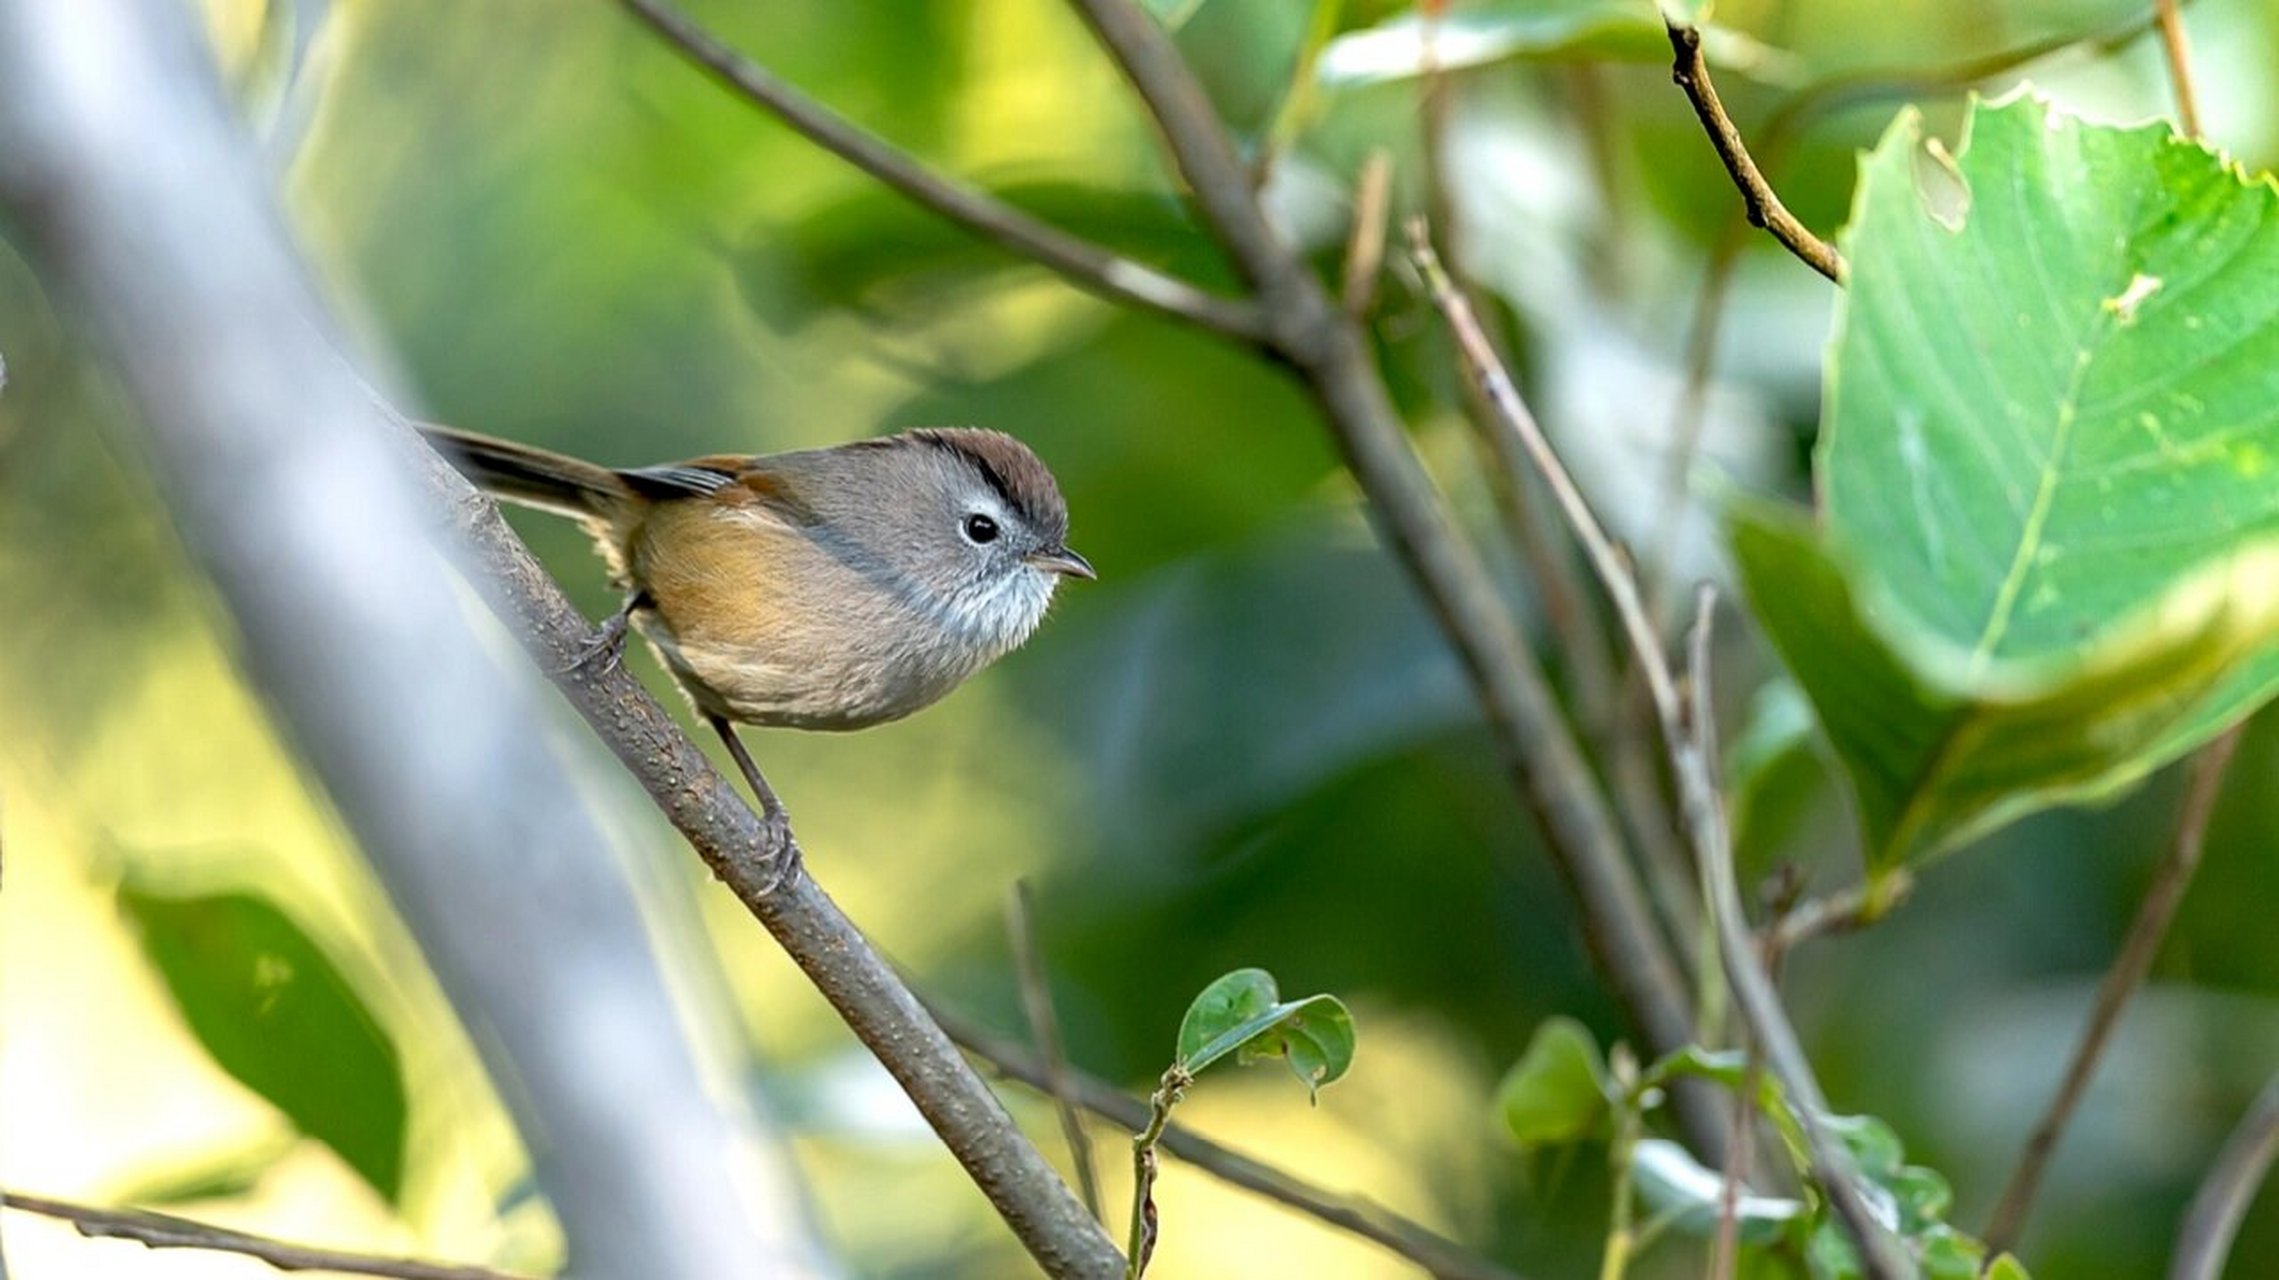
[0,2,1117,1275]
[0,3,826,1276]
[3,1193,528,1280]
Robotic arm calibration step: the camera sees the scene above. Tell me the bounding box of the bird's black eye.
[962,512,1000,544]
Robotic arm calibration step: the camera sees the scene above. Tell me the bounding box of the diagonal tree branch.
[611,0,1266,344]
[4,1193,529,1280]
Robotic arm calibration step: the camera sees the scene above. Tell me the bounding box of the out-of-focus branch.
[2169,1070,2279,1280]
[1007,881,1104,1222]
[1984,728,2245,1254]
[2153,0,2203,139]
[610,0,1266,344]
[0,2,1119,1274]
[1663,22,1844,284]
[1061,0,1705,1142]
[931,1005,1527,1280]
[3,1193,528,1280]
[0,4,828,1276]
[1412,229,1911,1278]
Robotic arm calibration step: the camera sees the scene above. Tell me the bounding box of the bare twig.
[1339,148,1393,317]
[1985,727,2245,1254]
[1007,881,1104,1222]
[1122,1067,1190,1280]
[2153,0,2204,139]
[1412,228,1910,1278]
[2169,1070,2279,1280]
[4,1193,528,1280]
[611,0,1267,344]
[1662,22,1844,284]
[932,1004,1527,1280]
[1063,0,1704,1122]
[1761,871,1915,956]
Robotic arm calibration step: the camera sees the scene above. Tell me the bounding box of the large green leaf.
[1740,93,2279,867]
[119,885,408,1202]
[1731,503,2279,869]
[1826,92,2279,672]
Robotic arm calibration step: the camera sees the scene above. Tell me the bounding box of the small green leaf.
[119,884,408,1202]
[1727,677,1825,866]
[1629,1138,1803,1244]
[1985,1254,2034,1280]
[1174,968,1355,1099]
[1139,0,1211,32]
[1493,1017,1609,1147]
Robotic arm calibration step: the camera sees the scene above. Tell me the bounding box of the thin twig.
[1760,871,1915,956]
[2169,1070,2279,1280]
[1123,1067,1190,1280]
[1063,0,1706,1141]
[1339,148,1393,317]
[2153,0,2204,139]
[1984,727,2246,1253]
[1662,22,1844,283]
[4,1192,528,1280]
[611,0,1267,344]
[931,1004,1527,1280]
[1007,880,1105,1222]
[1411,227,1910,1278]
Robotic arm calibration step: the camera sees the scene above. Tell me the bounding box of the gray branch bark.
[0,3,830,1276]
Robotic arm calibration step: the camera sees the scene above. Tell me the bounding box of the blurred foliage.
[4,0,2279,1277]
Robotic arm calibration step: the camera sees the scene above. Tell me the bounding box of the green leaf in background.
[1174,967,1356,1099]
[1731,502,2279,869]
[118,884,407,1203]
[1315,2,1799,89]
[1492,1016,1609,1147]
[1726,678,1825,869]
[1828,92,2279,671]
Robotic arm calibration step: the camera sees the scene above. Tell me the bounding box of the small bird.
[425,424,1094,856]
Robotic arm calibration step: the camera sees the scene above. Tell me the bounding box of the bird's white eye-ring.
[962,512,1000,544]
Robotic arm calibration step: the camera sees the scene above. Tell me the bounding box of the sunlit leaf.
[118,885,407,1202]
[1174,967,1355,1099]
[1316,2,1798,88]
[1493,1016,1608,1147]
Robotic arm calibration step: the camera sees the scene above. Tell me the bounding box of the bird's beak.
[1026,547,1097,580]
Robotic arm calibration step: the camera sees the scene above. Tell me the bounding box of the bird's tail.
[419,424,634,522]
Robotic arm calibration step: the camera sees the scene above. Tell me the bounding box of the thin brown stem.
[1663,22,1844,284]
[3,1193,529,1280]
[931,1003,1527,1280]
[611,0,1266,344]
[2169,1069,2279,1280]
[1985,727,2246,1254]
[2153,0,2204,139]
[1760,871,1915,956]
[1007,880,1105,1222]
[1123,1067,1190,1280]
[1412,226,1910,1278]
